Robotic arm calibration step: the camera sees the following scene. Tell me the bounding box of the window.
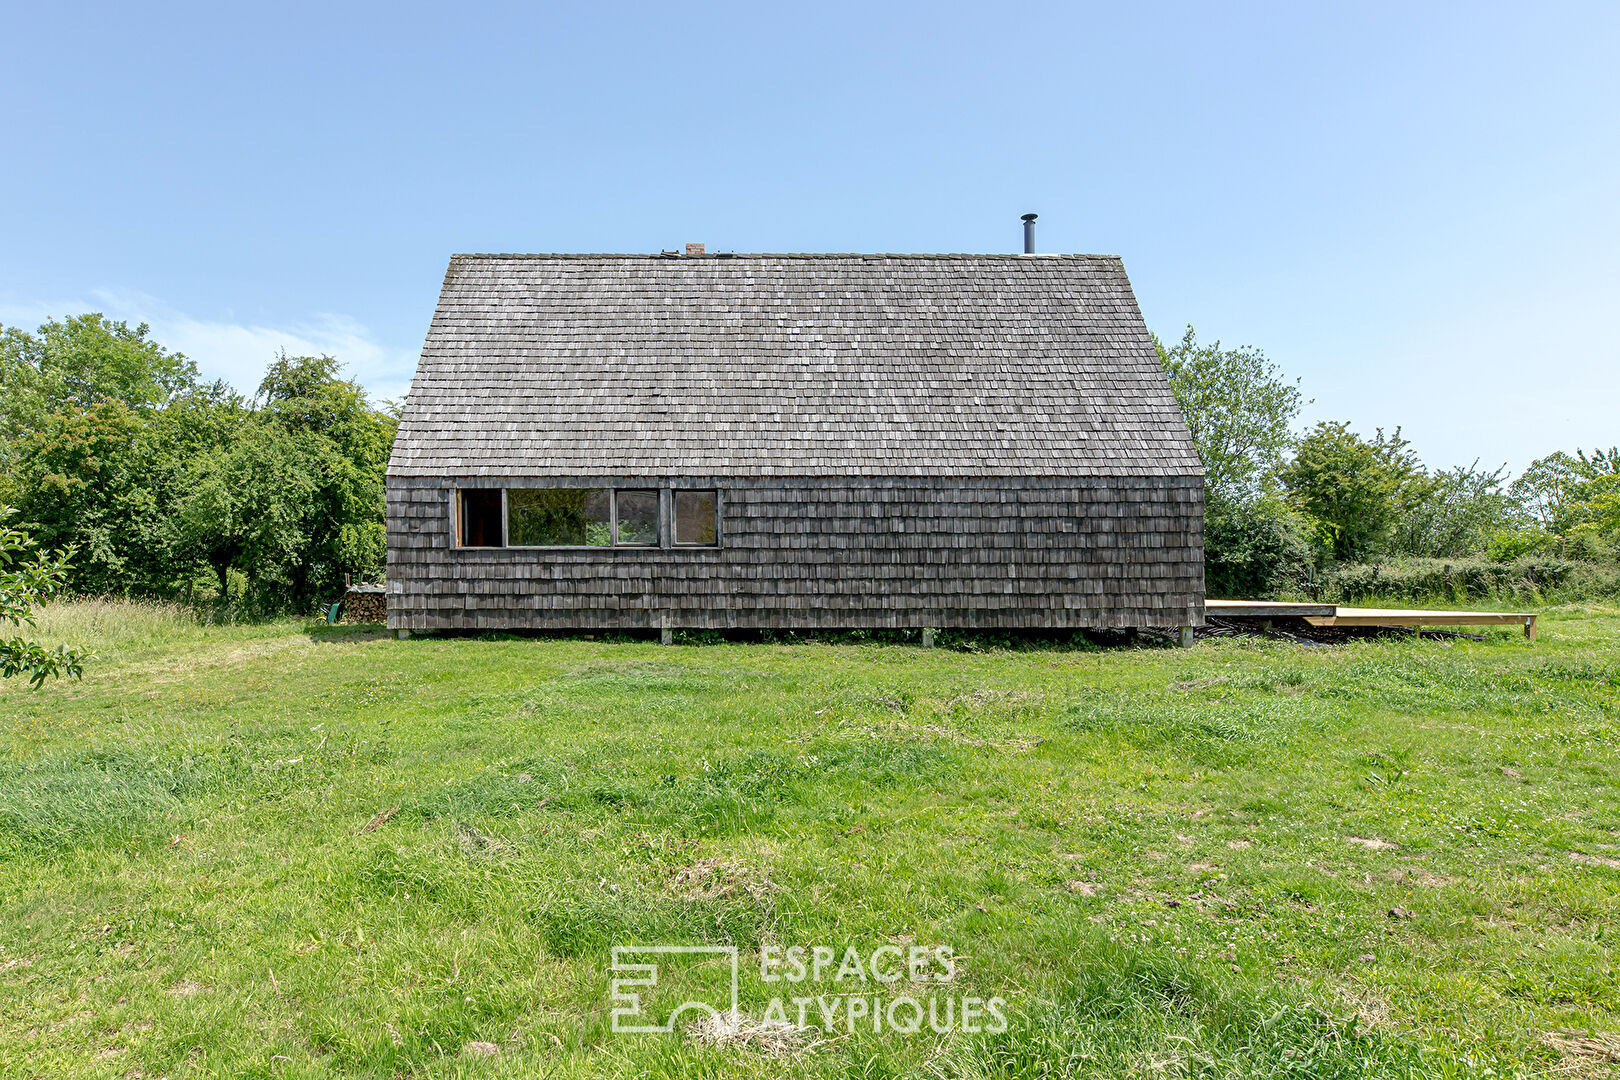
[615,490,660,545]
[674,490,719,545]
[456,487,721,548]
[458,489,503,547]
[508,488,610,546]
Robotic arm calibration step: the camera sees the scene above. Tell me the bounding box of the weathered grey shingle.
[388,253,1201,479]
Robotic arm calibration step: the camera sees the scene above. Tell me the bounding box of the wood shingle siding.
[387,476,1202,631]
[386,252,1205,632]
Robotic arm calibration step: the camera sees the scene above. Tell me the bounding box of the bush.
[1204,500,1313,599]
[1486,529,1555,562]
[1391,461,1514,558]
[1303,557,1620,605]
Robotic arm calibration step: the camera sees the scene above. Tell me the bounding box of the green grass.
[2,601,1618,1078]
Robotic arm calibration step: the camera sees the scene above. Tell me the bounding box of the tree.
[5,390,246,597]
[0,319,396,613]
[255,353,395,605]
[0,315,248,597]
[1282,422,1433,563]
[1154,326,1304,510]
[1391,460,1515,559]
[178,426,318,600]
[1203,496,1313,598]
[1510,448,1620,544]
[0,314,201,432]
[0,508,88,686]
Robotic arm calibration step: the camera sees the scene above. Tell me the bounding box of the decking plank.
[1205,599,1337,617]
[1304,608,1538,639]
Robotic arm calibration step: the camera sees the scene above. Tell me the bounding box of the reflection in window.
[507,488,610,546]
[615,490,660,545]
[458,486,722,548]
[675,490,718,545]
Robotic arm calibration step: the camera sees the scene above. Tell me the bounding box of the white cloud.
[0,291,417,405]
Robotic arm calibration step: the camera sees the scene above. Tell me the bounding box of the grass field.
[3,600,1619,1078]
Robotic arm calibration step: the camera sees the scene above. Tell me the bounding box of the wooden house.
[385,248,1204,636]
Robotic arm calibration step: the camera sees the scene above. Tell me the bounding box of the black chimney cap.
[1021,213,1038,222]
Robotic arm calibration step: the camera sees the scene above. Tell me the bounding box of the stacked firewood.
[343,587,387,623]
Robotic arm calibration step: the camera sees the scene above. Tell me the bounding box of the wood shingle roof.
[389,253,1202,478]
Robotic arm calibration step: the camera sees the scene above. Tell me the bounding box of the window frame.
[671,488,721,547]
[455,487,507,548]
[452,485,723,551]
[610,488,661,547]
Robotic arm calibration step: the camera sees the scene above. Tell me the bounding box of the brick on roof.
[388,253,1202,478]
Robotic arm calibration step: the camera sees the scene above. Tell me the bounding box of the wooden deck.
[1205,599,1538,639]
[1202,598,1337,618]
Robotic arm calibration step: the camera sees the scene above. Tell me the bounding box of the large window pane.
[674,490,718,545]
[615,490,660,545]
[459,489,504,547]
[507,488,610,546]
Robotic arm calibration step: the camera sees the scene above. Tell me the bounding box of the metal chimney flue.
[1021,213,1038,254]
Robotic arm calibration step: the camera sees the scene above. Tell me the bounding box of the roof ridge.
[448,252,1120,261]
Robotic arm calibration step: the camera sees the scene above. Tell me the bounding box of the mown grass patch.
[1,600,1617,1077]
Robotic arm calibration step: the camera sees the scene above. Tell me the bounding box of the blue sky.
[3,1,1615,474]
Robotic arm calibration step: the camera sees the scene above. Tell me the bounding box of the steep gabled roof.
[388,253,1201,478]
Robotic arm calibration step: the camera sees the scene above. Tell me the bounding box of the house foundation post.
[921,628,936,649]
[1177,625,1194,648]
[660,615,673,647]
[397,628,411,640]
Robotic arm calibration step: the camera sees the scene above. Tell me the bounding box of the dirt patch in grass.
[358,804,399,833]
[668,858,775,902]
[1173,676,1230,692]
[1346,836,1399,851]
[1542,1029,1620,1070]
[879,721,1044,754]
[687,1010,810,1058]
[1333,985,1395,1029]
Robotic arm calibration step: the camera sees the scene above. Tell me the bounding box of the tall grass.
[21,597,304,665]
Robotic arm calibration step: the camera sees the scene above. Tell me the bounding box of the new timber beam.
[1306,609,1538,640]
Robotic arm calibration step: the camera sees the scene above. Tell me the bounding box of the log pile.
[343,586,387,624]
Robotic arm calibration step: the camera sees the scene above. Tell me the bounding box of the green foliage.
[1152,326,1313,595]
[0,317,394,612]
[1149,323,1612,577]
[1154,326,1304,510]
[1486,529,1556,562]
[252,354,395,608]
[1283,422,1433,563]
[0,508,88,685]
[1307,556,1620,604]
[1509,448,1620,555]
[179,426,319,598]
[1203,498,1313,598]
[0,314,201,428]
[1390,459,1516,559]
